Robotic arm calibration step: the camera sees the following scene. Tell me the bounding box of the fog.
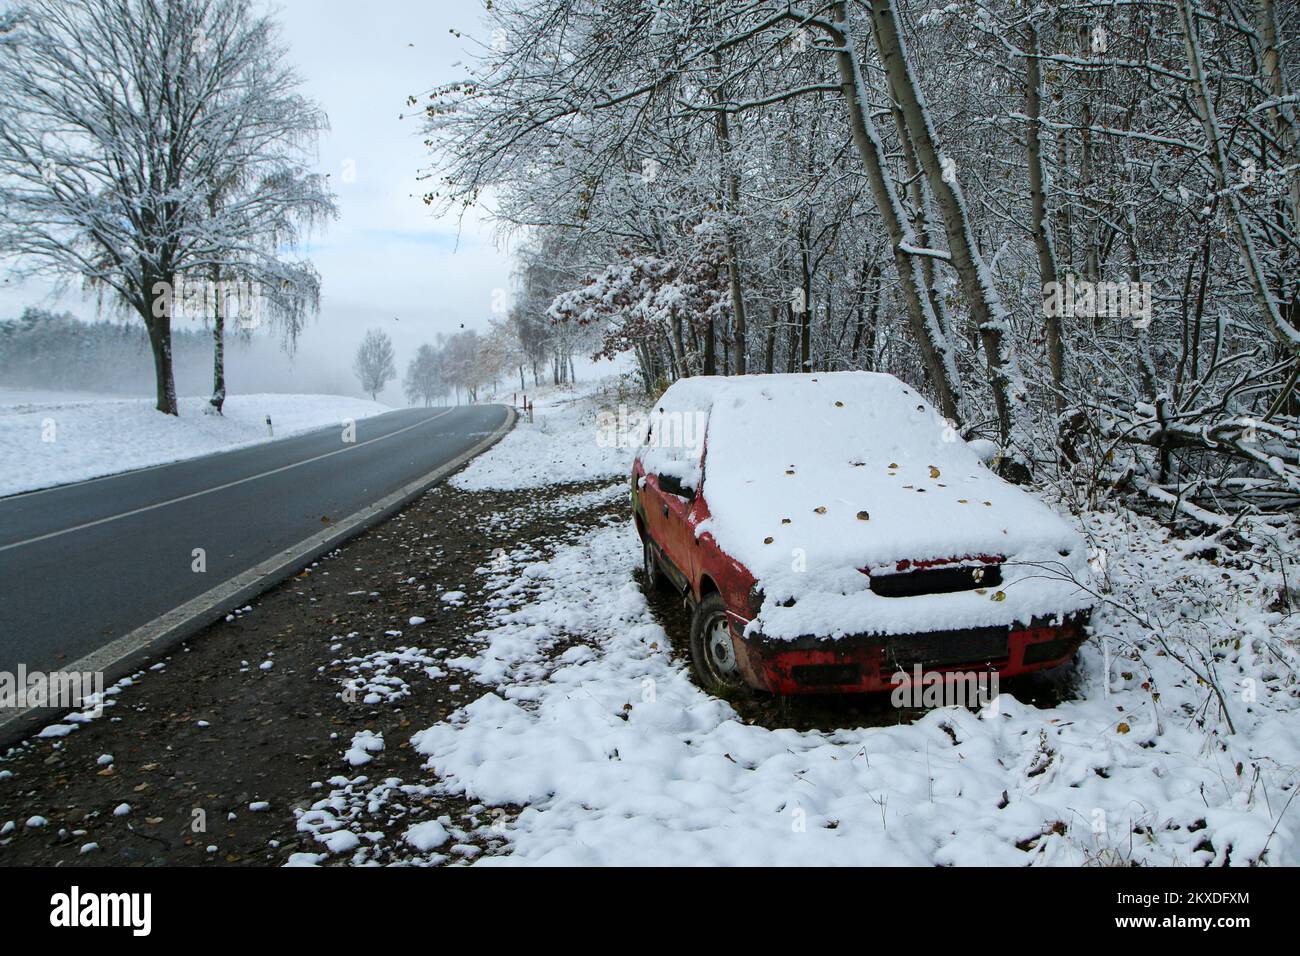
[0,0,517,408]
[160,331,399,403]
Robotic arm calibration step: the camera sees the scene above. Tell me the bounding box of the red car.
[631,372,1094,694]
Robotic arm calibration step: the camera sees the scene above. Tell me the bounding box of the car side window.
[641,402,706,498]
[695,428,709,498]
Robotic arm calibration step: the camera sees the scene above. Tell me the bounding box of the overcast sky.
[0,0,515,402]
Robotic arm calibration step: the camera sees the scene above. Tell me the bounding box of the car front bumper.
[728,611,1091,694]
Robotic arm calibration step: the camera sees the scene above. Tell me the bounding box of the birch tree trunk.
[712,50,749,375]
[821,1,964,424]
[1177,0,1300,352]
[1257,0,1300,236]
[671,306,689,377]
[874,18,953,343]
[867,0,1029,452]
[799,235,812,372]
[1025,22,1065,410]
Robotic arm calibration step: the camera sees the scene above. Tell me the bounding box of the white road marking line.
[0,408,458,554]
[0,409,419,502]
[0,406,517,748]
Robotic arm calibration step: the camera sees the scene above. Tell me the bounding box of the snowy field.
[301,373,1300,866]
[0,390,391,497]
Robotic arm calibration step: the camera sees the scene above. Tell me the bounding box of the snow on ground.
[0,386,135,405]
[309,370,1300,866]
[0,392,390,496]
[451,378,634,491]
[403,507,1300,866]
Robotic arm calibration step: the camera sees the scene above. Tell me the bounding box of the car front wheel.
[690,593,744,692]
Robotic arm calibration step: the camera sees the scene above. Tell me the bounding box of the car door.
[644,471,694,592]
[641,403,708,593]
[658,474,697,587]
[657,429,713,595]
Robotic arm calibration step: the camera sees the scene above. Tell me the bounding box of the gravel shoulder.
[0,475,624,866]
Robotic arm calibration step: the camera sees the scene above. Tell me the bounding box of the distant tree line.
[369,319,543,409]
[0,308,235,394]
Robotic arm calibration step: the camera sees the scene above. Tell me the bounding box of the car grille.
[868,563,1002,598]
[878,626,1010,670]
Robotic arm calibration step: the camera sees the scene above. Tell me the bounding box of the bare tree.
[354,328,396,401]
[862,0,1028,454]
[403,343,445,407]
[1177,0,1299,352]
[0,0,334,415]
[1023,20,1065,413]
[426,0,1298,522]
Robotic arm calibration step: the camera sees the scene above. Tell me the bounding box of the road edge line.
[0,405,517,750]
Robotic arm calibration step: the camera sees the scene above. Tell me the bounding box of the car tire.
[690,593,745,692]
[641,535,670,592]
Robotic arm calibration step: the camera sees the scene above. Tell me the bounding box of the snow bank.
[0,393,390,496]
[409,510,1300,866]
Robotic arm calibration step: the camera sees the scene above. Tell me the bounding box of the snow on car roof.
[647,372,1092,640]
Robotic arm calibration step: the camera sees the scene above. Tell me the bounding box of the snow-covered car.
[631,372,1095,694]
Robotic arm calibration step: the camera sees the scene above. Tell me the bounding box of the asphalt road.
[0,404,509,681]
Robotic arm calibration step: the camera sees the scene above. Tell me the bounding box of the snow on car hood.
[670,372,1093,640]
